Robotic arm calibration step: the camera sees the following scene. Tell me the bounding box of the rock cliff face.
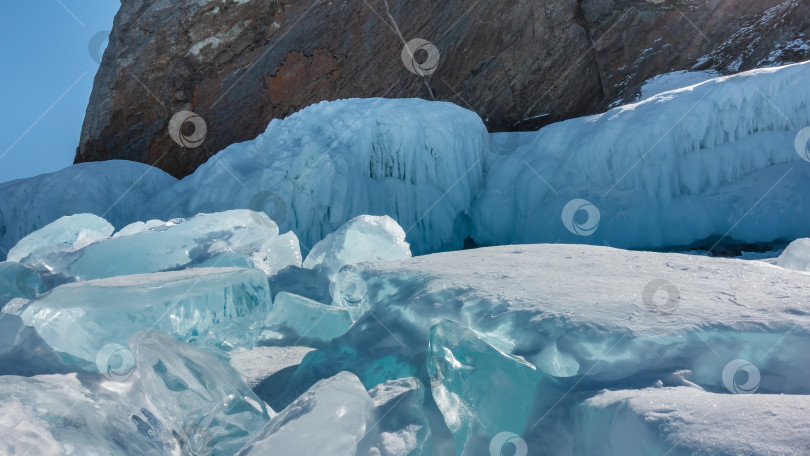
[76,0,809,178]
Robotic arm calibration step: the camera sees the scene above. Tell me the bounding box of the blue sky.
[0,1,119,183]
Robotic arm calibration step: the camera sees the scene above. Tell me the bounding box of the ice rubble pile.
[0,213,425,455]
[2,209,810,455]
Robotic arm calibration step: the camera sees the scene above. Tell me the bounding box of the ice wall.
[3,62,810,257]
[152,98,487,255]
[0,161,176,260]
[474,61,810,249]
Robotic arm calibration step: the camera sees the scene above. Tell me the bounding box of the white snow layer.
[2,62,810,257]
[579,387,810,455]
[636,69,721,101]
[333,243,810,454]
[777,237,810,271]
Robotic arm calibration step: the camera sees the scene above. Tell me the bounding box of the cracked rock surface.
[76,0,809,178]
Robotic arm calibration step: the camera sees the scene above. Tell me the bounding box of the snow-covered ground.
[636,70,721,100]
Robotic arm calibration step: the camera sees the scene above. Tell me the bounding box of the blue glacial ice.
[359,377,434,456]
[0,314,72,376]
[427,320,546,454]
[303,215,412,280]
[147,61,810,253]
[263,291,354,346]
[0,373,182,455]
[16,267,272,369]
[6,213,113,264]
[237,371,373,455]
[21,209,301,281]
[151,98,486,255]
[0,330,271,456]
[0,161,176,260]
[3,63,810,256]
[129,331,273,454]
[254,243,810,454]
[0,261,47,306]
[472,62,810,249]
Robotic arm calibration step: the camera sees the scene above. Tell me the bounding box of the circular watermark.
[248,191,288,227]
[401,39,440,76]
[185,425,213,452]
[168,111,207,148]
[561,199,600,236]
[722,359,760,394]
[642,279,680,314]
[88,30,110,64]
[14,267,42,300]
[795,127,810,162]
[490,432,528,456]
[330,270,368,308]
[482,128,521,156]
[96,343,136,381]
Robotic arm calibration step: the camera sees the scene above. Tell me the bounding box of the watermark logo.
[401,39,440,76]
[482,128,521,156]
[490,432,528,456]
[248,191,288,228]
[561,199,600,236]
[330,270,368,308]
[168,111,207,148]
[88,30,110,64]
[96,343,136,381]
[795,127,810,162]
[722,359,760,394]
[15,267,42,299]
[642,279,680,314]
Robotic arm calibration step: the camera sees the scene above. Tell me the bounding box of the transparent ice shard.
[7,213,113,263]
[237,371,373,455]
[264,292,353,345]
[304,215,411,280]
[29,210,301,280]
[19,267,272,368]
